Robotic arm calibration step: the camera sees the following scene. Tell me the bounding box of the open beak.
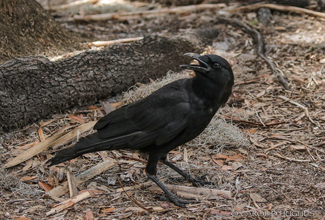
[180,53,210,74]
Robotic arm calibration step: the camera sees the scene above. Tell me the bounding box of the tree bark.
[0,29,219,131]
[0,0,83,64]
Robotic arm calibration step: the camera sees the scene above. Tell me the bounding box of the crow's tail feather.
[47,132,137,166]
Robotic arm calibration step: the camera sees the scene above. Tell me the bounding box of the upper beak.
[180,53,210,74]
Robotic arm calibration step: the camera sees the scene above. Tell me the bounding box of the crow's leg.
[160,156,211,187]
[146,154,198,207]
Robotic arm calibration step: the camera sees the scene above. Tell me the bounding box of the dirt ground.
[1,1,325,219]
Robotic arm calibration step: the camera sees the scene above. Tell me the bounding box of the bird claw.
[155,195,200,208]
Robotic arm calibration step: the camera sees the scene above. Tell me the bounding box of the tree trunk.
[0,29,219,131]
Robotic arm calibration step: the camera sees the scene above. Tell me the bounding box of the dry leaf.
[20,176,37,181]
[226,155,245,162]
[68,115,86,124]
[257,153,267,158]
[22,159,33,172]
[38,181,53,192]
[85,210,94,220]
[265,119,280,125]
[231,162,243,170]
[221,165,232,171]
[101,102,116,114]
[234,203,247,212]
[213,154,229,160]
[289,145,306,151]
[38,125,45,142]
[249,128,257,134]
[250,193,267,203]
[87,106,99,110]
[111,102,123,109]
[212,158,224,167]
[232,92,244,101]
[101,207,115,213]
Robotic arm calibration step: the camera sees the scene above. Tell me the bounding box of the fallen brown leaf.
[226,155,245,162]
[68,115,86,123]
[221,165,232,171]
[85,210,94,220]
[20,176,37,182]
[250,193,267,203]
[212,158,224,167]
[101,207,115,213]
[38,181,53,192]
[213,153,229,160]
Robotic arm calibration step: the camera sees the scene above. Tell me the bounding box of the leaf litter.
[1,1,325,219]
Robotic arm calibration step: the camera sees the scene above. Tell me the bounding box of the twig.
[47,158,115,198]
[222,114,285,126]
[87,37,144,47]
[218,18,290,90]
[278,95,318,126]
[150,184,232,199]
[273,153,310,162]
[231,3,325,19]
[66,168,78,198]
[74,4,226,21]
[46,190,101,216]
[116,176,154,212]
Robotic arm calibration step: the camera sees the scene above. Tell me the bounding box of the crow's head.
[180,53,234,85]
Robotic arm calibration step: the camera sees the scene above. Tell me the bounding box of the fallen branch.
[87,37,144,47]
[150,184,232,200]
[231,3,325,19]
[47,158,115,198]
[46,189,103,216]
[74,4,226,21]
[273,153,311,162]
[222,114,285,126]
[218,18,290,90]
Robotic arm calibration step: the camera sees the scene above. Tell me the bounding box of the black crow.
[48,53,234,207]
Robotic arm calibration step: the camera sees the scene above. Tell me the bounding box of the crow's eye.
[212,63,221,69]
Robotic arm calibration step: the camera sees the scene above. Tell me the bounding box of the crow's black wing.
[94,80,191,148]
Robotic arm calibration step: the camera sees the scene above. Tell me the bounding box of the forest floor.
[1,0,325,219]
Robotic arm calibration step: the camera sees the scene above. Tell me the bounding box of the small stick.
[231,3,325,19]
[47,158,115,198]
[150,184,232,199]
[87,37,144,47]
[273,153,310,162]
[66,168,78,198]
[278,96,318,126]
[218,18,290,90]
[116,176,153,212]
